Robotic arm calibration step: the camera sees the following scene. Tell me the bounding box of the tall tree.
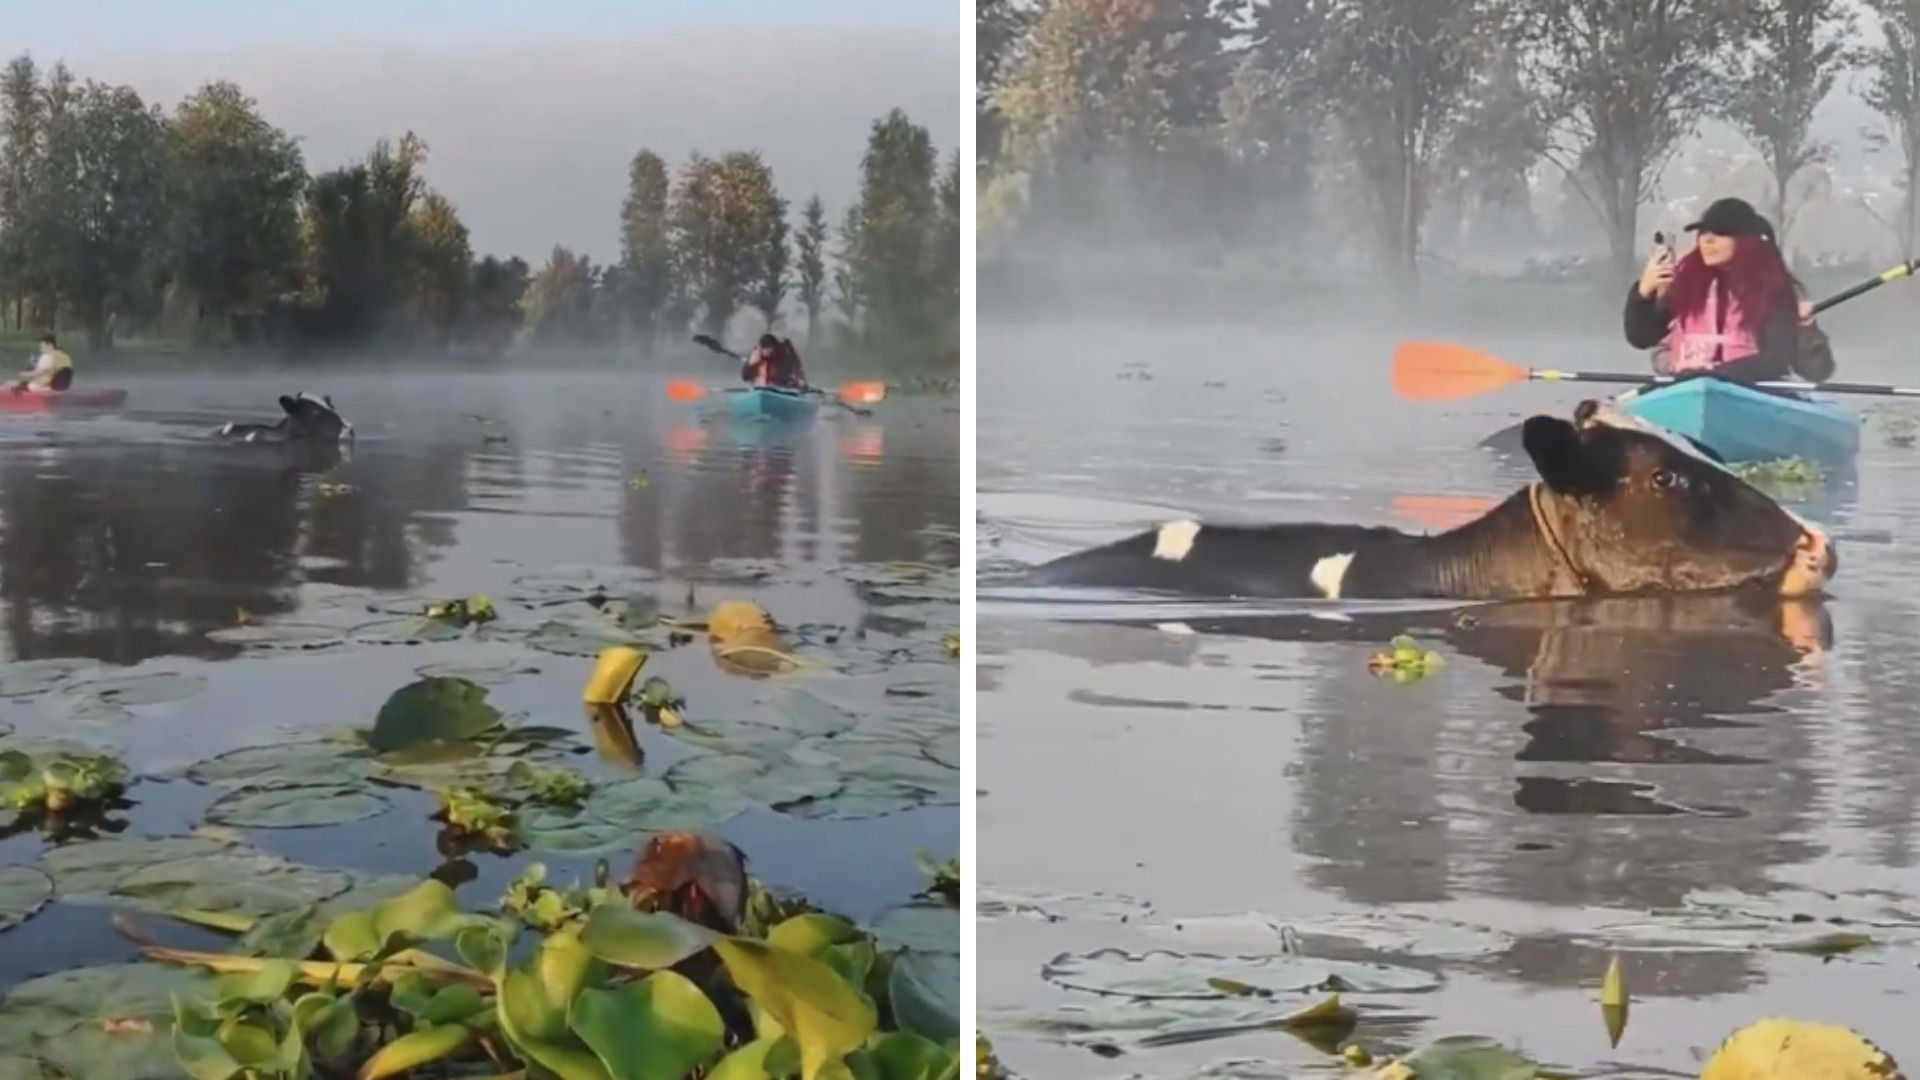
[839,109,942,350]
[1862,0,1920,255]
[1522,0,1736,280]
[667,150,784,338]
[977,0,1034,168]
[0,55,45,329]
[166,81,306,343]
[1314,0,1504,291]
[301,133,427,342]
[36,81,170,349]
[520,245,601,343]
[466,255,529,353]
[1717,0,1856,241]
[747,190,789,331]
[619,148,674,357]
[406,191,471,345]
[793,195,829,343]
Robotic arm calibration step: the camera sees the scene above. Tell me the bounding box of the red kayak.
[0,387,127,411]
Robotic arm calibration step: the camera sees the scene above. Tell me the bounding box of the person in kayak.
[12,334,73,394]
[741,333,809,390]
[1625,196,1835,386]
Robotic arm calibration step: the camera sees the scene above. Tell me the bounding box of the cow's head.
[279,392,353,442]
[1522,400,1835,597]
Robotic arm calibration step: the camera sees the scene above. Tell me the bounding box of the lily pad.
[594,776,753,831]
[43,835,237,897]
[888,951,959,1043]
[366,677,503,753]
[0,963,212,1080]
[204,623,346,651]
[1380,1035,1543,1080]
[415,656,543,686]
[62,672,207,722]
[779,776,942,822]
[204,784,391,829]
[663,754,843,811]
[0,659,94,698]
[0,867,52,933]
[1579,886,1920,955]
[185,740,373,789]
[522,618,662,658]
[872,904,959,956]
[1042,948,1443,999]
[983,996,1286,1052]
[107,852,353,921]
[978,887,1153,923]
[350,617,469,646]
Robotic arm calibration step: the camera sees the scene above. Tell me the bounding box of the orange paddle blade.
[1391,341,1530,402]
[837,380,886,406]
[666,380,708,402]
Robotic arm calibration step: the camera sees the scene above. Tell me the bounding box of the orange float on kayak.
[0,387,128,411]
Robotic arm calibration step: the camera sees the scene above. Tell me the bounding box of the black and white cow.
[215,393,354,444]
[1027,400,1837,600]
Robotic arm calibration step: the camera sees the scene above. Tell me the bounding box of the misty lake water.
[977,318,1920,1078]
[0,369,958,998]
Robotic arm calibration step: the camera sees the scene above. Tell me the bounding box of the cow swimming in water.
[215,392,354,444]
[1027,400,1837,600]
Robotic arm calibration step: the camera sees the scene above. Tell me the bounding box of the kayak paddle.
[664,378,888,415]
[678,334,886,414]
[1394,258,1920,403]
[1391,343,1920,403]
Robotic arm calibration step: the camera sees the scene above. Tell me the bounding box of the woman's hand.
[1798,300,1816,327]
[1638,245,1674,298]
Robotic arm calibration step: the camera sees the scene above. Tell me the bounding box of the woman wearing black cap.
[1624,196,1835,387]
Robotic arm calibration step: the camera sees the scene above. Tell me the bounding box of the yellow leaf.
[1698,1019,1906,1080]
[1279,994,1355,1030]
[711,937,876,1080]
[1601,954,1627,1048]
[583,646,647,706]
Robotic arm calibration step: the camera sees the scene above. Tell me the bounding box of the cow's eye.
[1652,468,1686,491]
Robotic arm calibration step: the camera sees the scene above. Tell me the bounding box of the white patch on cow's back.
[1310,552,1356,599]
[1155,622,1196,635]
[1153,520,1202,561]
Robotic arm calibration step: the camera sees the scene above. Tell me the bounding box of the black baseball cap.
[1685,197,1769,237]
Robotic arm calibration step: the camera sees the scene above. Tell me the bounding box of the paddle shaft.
[1809,259,1920,315]
[1516,370,1920,398]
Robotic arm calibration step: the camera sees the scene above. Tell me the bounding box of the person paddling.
[13,334,73,394]
[741,333,808,390]
[1625,197,1835,387]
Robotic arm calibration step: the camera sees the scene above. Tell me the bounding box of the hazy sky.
[12,0,960,264]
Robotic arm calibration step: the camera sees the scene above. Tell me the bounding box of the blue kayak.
[1619,378,1860,467]
[727,386,820,423]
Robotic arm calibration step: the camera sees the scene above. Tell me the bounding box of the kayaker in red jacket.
[1624,197,1835,386]
[741,334,808,390]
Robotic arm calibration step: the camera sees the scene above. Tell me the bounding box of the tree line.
[977,0,1920,291]
[0,54,959,365]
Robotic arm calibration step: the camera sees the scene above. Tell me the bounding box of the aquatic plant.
[105,835,963,1080]
[421,594,496,626]
[1367,635,1443,683]
[1,746,127,814]
[1728,455,1823,492]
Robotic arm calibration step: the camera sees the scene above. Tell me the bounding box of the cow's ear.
[1523,414,1610,495]
[279,395,299,416]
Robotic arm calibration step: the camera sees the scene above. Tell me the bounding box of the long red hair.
[1665,235,1793,327]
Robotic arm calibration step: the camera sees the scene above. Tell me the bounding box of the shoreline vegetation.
[0,55,959,375]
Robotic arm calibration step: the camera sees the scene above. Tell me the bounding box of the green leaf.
[365,677,503,753]
[768,914,865,958]
[708,1036,802,1080]
[496,957,612,1080]
[0,963,210,1080]
[456,922,513,975]
[871,905,958,957]
[204,784,390,829]
[359,1021,478,1080]
[712,937,877,1080]
[186,741,373,789]
[0,866,52,934]
[212,959,296,1005]
[887,952,958,1044]
[579,905,719,970]
[292,991,359,1061]
[1387,1035,1542,1080]
[419,983,489,1026]
[855,1033,958,1080]
[569,971,726,1080]
[322,878,474,961]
